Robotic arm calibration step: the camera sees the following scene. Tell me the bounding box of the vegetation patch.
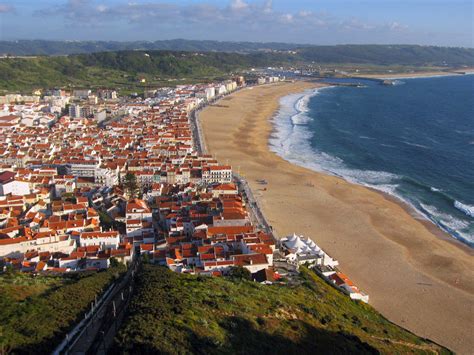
[1,45,473,94]
[0,266,125,354]
[114,265,450,354]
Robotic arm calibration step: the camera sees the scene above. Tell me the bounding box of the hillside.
[297,45,474,66]
[113,265,450,354]
[0,51,265,93]
[1,45,473,94]
[1,40,473,67]
[0,266,125,353]
[0,39,305,56]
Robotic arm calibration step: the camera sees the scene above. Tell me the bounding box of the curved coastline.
[199,80,474,353]
[269,85,474,247]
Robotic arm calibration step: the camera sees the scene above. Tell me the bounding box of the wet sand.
[200,81,474,354]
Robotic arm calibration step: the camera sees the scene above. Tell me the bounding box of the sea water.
[270,75,474,247]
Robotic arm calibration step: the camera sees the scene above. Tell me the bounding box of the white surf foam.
[270,89,402,196]
[392,80,405,86]
[420,203,469,230]
[454,201,474,218]
[402,141,431,149]
[269,88,474,246]
[419,203,473,245]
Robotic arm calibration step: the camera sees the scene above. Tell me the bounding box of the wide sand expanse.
[200,81,474,353]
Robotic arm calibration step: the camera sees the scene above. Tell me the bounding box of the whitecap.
[402,141,430,149]
[336,128,352,135]
[269,87,474,247]
[454,201,474,218]
[270,87,400,188]
[419,203,470,231]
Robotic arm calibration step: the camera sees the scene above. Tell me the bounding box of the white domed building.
[280,234,338,268]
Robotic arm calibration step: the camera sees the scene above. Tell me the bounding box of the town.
[0,75,367,302]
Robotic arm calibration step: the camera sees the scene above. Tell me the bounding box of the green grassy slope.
[114,265,450,354]
[0,51,265,93]
[1,46,473,94]
[1,40,473,66]
[0,266,125,353]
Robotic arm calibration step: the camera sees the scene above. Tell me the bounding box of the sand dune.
[200,81,474,354]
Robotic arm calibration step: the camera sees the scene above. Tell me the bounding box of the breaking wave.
[454,201,474,218]
[269,87,474,247]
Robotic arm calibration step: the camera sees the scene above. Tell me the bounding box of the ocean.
[270,74,474,247]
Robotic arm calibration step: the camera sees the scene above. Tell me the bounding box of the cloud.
[263,0,272,14]
[279,14,294,24]
[388,21,409,32]
[0,3,15,13]
[34,0,408,41]
[341,19,376,31]
[230,0,249,11]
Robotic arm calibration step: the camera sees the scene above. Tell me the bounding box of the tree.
[110,257,120,268]
[227,266,252,281]
[124,172,139,198]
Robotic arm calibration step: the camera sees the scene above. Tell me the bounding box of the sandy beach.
[200,81,474,354]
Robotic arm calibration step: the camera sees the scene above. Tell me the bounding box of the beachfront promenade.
[190,94,275,238]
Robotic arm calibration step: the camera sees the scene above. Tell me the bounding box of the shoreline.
[199,81,474,353]
[268,84,473,251]
[372,188,474,255]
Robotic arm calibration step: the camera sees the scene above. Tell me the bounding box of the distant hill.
[0,39,305,56]
[1,40,473,67]
[297,45,474,66]
[1,46,473,93]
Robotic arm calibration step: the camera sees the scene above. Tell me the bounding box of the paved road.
[188,88,277,241]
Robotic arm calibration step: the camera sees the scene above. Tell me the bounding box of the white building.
[67,160,99,178]
[0,234,76,258]
[73,89,92,99]
[95,167,119,186]
[98,90,117,100]
[211,183,238,198]
[215,85,227,96]
[205,87,216,100]
[0,172,30,196]
[126,199,152,222]
[79,231,120,249]
[280,234,339,268]
[69,104,92,119]
[202,165,232,184]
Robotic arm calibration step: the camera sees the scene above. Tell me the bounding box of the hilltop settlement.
[0,76,367,302]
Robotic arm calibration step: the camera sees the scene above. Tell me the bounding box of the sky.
[0,0,472,47]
